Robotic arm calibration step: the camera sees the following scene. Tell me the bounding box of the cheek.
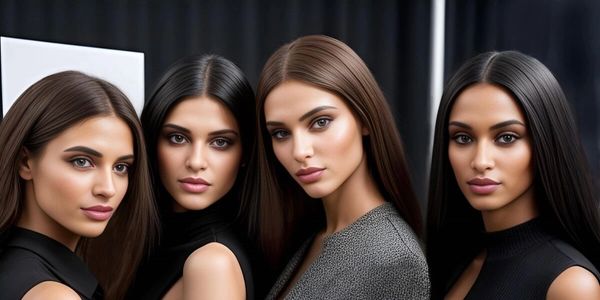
[323,119,361,156]
[213,148,242,186]
[157,143,181,178]
[272,142,292,169]
[448,144,467,179]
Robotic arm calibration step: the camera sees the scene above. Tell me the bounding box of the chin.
[302,186,333,199]
[176,196,218,211]
[76,224,109,238]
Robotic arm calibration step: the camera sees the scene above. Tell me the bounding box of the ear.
[361,125,370,136]
[18,148,34,180]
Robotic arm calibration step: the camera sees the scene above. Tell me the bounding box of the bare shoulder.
[182,242,245,299]
[23,281,80,300]
[184,242,241,275]
[547,266,600,300]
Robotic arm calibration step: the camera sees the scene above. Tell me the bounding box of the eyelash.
[70,157,130,175]
[270,116,333,141]
[168,133,189,145]
[209,137,233,150]
[451,133,520,145]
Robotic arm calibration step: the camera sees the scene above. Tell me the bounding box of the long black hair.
[141,54,256,217]
[426,50,600,297]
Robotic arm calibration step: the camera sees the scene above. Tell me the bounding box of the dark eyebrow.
[299,106,337,122]
[64,146,102,157]
[162,123,191,134]
[65,146,134,161]
[449,120,526,130]
[489,120,526,130]
[209,129,239,137]
[448,121,470,129]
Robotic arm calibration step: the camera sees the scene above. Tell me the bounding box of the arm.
[546,266,600,300]
[182,242,246,300]
[22,281,81,300]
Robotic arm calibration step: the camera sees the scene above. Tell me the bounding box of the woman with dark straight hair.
[130,54,256,299]
[247,34,429,299]
[0,71,158,299]
[427,50,600,299]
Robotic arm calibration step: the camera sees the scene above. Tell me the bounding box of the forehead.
[264,80,349,120]
[449,83,526,124]
[48,115,133,153]
[164,96,238,130]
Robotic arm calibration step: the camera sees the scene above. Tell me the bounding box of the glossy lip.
[81,205,114,221]
[295,167,325,184]
[179,177,211,193]
[467,177,500,195]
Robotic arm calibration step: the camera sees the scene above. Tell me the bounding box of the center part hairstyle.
[426,50,600,297]
[141,54,256,217]
[0,71,158,300]
[249,34,422,267]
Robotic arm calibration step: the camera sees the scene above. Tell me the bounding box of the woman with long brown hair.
[0,71,158,299]
[245,35,429,299]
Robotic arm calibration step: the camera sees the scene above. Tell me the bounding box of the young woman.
[427,51,600,299]
[248,35,429,299]
[0,71,158,300]
[130,54,256,299]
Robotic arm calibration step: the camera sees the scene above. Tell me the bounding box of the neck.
[17,183,80,251]
[482,186,537,232]
[321,156,385,235]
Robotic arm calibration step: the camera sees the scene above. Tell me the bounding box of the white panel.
[1,37,144,116]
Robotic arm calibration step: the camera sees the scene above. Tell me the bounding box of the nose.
[186,143,207,171]
[470,140,495,172]
[93,167,117,199]
[292,131,314,163]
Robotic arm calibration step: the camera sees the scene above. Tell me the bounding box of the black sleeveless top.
[0,227,103,299]
[130,199,255,299]
[451,218,600,299]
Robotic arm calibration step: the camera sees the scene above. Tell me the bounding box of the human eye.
[168,133,188,145]
[452,134,472,145]
[310,117,332,130]
[210,137,233,150]
[113,163,130,175]
[71,157,94,169]
[270,129,290,141]
[496,133,519,145]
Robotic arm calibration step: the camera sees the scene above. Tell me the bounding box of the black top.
[0,227,102,299]
[450,218,600,299]
[130,199,255,299]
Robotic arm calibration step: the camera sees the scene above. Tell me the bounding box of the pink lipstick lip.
[295,167,325,184]
[467,178,500,195]
[179,177,211,193]
[179,177,210,185]
[467,177,499,185]
[81,206,113,221]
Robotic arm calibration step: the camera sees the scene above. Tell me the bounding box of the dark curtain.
[0,0,432,206]
[445,0,600,185]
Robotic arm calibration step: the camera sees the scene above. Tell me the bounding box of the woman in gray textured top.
[243,35,430,299]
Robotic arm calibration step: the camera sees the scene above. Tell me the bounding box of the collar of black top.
[6,227,99,298]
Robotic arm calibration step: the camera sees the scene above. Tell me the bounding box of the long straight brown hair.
[0,71,158,299]
[243,35,422,268]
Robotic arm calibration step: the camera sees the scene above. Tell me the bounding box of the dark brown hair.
[245,35,422,268]
[0,71,158,299]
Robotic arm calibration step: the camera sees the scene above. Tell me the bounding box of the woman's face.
[448,83,534,214]
[19,115,133,241]
[264,80,367,199]
[158,96,242,212]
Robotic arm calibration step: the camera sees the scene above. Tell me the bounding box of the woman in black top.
[427,51,600,299]
[130,55,256,299]
[0,71,158,299]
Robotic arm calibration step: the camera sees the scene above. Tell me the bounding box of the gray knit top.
[267,202,430,299]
